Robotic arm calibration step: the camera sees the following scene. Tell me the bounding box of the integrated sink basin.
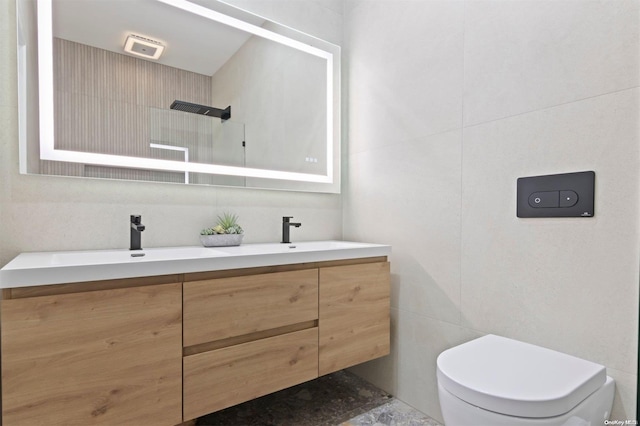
[0,241,391,288]
[214,240,380,255]
[49,246,230,266]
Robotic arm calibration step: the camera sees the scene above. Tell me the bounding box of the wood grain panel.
[183,256,387,282]
[183,328,318,421]
[183,320,317,356]
[1,283,182,426]
[183,269,318,347]
[6,274,182,299]
[319,262,390,376]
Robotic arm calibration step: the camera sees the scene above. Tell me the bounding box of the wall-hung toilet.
[436,334,615,426]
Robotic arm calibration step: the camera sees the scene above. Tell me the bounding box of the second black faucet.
[130,215,145,250]
[281,216,301,244]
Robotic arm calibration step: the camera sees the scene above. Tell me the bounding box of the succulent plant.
[217,213,239,229]
[200,212,244,235]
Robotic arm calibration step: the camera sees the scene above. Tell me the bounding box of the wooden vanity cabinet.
[0,257,390,425]
[319,262,391,375]
[183,269,318,346]
[1,283,183,426]
[183,328,318,420]
[182,269,319,420]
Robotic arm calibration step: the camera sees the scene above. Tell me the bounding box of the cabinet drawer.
[183,327,318,420]
[183,269,318,347]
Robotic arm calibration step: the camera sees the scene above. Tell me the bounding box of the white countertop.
[0,241,391,288]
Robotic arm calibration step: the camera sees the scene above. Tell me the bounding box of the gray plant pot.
[199,234,244,247]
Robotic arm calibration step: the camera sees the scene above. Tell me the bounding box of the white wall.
[210,31,327,176]
[344,0,640,422]
[0,0,343,268]
[2,0,639,422]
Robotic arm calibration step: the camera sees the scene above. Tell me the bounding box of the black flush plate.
[517,171,595,218]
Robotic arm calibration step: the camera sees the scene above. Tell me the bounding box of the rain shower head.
[170,100,231,121]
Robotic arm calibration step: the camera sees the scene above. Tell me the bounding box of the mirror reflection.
[18,0,340,192]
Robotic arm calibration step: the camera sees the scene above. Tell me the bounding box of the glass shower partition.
[149,107,246,187]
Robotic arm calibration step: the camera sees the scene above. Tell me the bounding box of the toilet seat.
[436,335,606,418]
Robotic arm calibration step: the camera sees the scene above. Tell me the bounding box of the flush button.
[517,171,595,218]
[528,191,559,208]
[559,190,579,207]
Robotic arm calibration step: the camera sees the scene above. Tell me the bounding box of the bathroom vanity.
[0,241,391,425]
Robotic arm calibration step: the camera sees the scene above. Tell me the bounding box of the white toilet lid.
[436,334,606,418]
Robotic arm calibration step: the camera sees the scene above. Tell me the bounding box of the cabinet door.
[183,328,318,420]
[183,269,318,347]
[1,283,182,426]
[319,262,390,376]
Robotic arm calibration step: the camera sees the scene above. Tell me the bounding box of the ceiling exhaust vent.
[123,34,165,60]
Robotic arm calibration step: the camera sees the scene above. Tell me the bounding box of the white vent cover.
[123,34,165,60]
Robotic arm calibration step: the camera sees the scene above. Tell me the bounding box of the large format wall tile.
[344,130,462,324]
[346,0,464,155]
[0,0,16,108]
[464,0,640,126]
[346,0,639,422]
[351,309,481,424]
[461,88,640,374]
[0,105,18,265]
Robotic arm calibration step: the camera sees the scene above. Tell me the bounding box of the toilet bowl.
[436,334,615,426]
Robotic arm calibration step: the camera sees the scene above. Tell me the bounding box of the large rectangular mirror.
[17,0,341,192]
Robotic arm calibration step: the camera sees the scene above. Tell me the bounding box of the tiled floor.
[341,399,441,426]
[196,371,441,426]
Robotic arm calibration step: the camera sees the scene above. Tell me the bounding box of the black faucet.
[281,216,301,244]
[130,215,145,250]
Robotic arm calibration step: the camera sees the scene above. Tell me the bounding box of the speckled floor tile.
[340,399,441,426]
[195,371,440,426]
